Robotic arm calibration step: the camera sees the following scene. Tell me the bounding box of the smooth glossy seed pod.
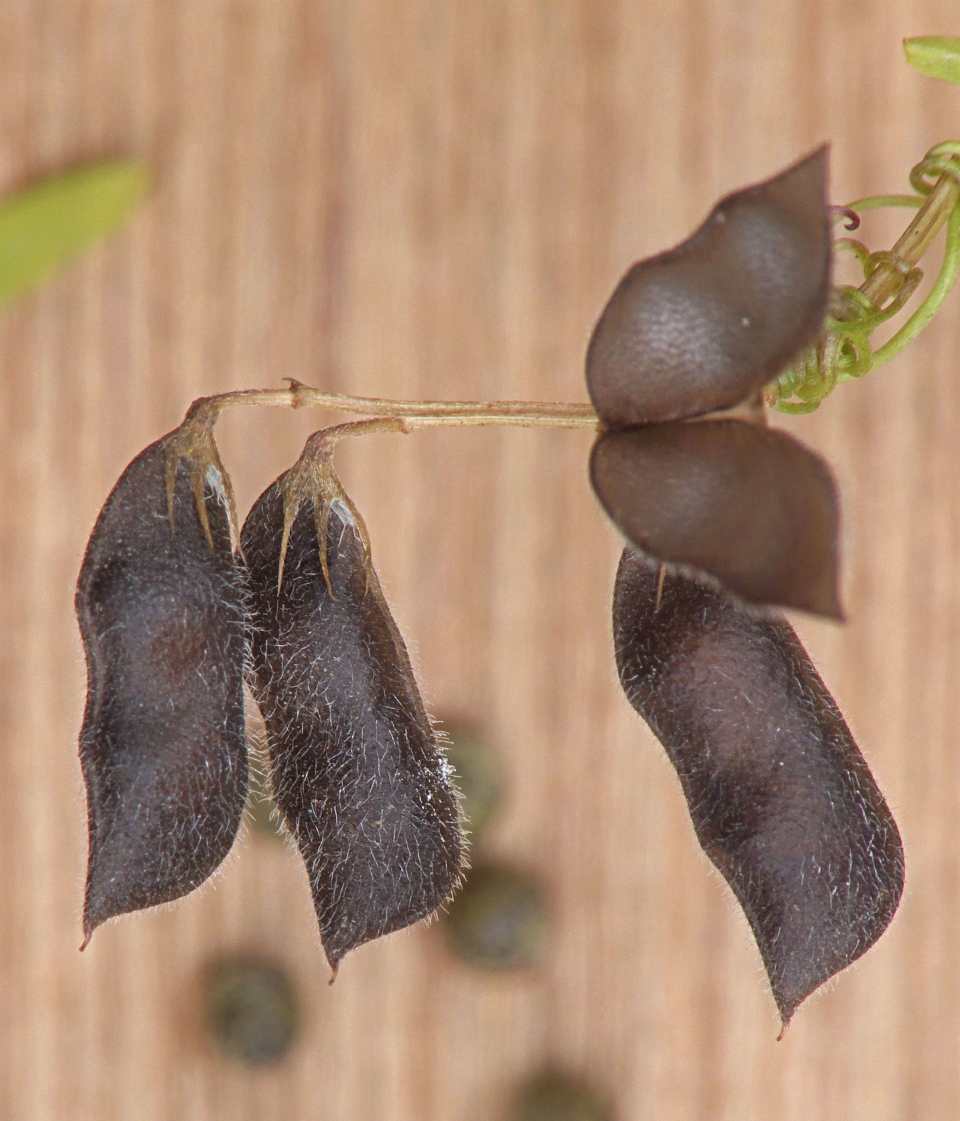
[444,862,548,969]
[587,147,830,426]
[613,549,904,1030]
[75,434,248,944]
[511,1073,611,1121]
[242,468,464,971]
[591,419,841,618]
[205,959,300,1065]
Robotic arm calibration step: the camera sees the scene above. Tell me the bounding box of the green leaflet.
[904,37,960,86]
[0,160,150,307]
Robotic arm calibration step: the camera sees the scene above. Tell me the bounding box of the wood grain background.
[1,2,959,1118]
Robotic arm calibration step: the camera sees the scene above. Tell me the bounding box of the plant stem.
[186,382,770,435]
[859,164,960,309]
[872,199,960,369]
[843,195,923,213]
[187,164,960,435]
[187,381,600,430]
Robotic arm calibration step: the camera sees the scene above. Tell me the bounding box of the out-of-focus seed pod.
[591,419,841,618]
[241,435,464,972]
[444,862,548,969]
[511,1072,611,1121]
[205,959,300,1065]
[586,147,830,427]
[612,549,904,1031]
[75,421,248,944]
[442,725,503,847]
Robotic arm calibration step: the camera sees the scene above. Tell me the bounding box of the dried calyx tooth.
[75,417,248,945]
[241,434,465,972]
[586,146,831,427]
[590,419,842,618]
[613,548,904,1031]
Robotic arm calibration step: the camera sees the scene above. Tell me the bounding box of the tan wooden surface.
[1,2,959,1118]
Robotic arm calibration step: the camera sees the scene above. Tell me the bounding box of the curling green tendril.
[768,142,960,414]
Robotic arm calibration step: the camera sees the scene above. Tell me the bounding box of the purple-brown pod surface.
[241,461,464,971]
[613,549,904,1030]
[591,419,841,618]
[76,432,248,944]
[586,147,830,427]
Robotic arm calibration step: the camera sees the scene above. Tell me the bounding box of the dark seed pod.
[241,444,464,972]
[613,549,904,1030]
[586,147,830,426]
[591,419,841,618]
[76,427,248,944]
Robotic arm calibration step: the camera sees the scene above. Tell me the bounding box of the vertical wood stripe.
[0,2,958,1118]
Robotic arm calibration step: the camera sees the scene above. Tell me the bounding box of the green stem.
[846,195,923,213]
[872,200,960,368]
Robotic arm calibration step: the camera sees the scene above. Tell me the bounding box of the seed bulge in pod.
[612,548,904,1031]
[241,459,464,972]
[590,419,841,618]
[75,427,248,944]
[586,147,830,426]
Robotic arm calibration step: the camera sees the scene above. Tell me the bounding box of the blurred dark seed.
[586,147,830,426]
[590,419,841,618]
[205,959,300,1065]
[76,435,248,944]
[613,549,904,1030]
[511,1073,611,1121]
[445,862,548,969]
[443,725,503,846]
[242,470,464,971]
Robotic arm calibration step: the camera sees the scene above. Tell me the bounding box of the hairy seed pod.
[241,461,464,971]
[586,147,830,427]
[591,419,841,618]
[76,432,248,944]
[244,754,287,845]
[613,549,904,1030]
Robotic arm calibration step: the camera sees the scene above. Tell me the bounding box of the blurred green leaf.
[904,37,960,85]
[0,159,150,307]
